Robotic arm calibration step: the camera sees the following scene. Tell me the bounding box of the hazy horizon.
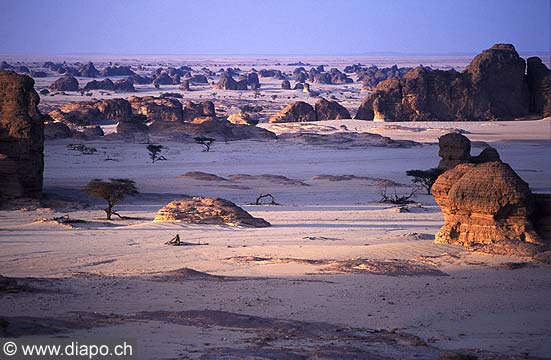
[1,0,549,55]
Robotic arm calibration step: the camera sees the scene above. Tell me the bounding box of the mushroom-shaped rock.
[437,133,471,170]
[432,161,541,247]
[154,197,271,227]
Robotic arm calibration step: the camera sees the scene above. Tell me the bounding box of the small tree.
[147,144,167,163]
[194,136,216,152]
[406,168,445,195]
[83,178,138,220]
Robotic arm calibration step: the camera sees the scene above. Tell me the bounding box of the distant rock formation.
[116,114,148,138]
[357,65,412,89]
[182,101,215,122]
[84,78,115,91]
[269,99,350,122]
[281,80,291,89]
[49,99,132,125]
[227,112,258,125]
[0,70,44,199]
[128,96,183,122]
[100,66,135,77]
[49,76,79,91]
[154,197,271,227]
[315,98,350,120]
[78,62,100,77]
[526,57,551,117]
[269,101,317,123]
[180,79,191,91]
[215,72,248,90]
[432,161,542,246]
[114,78,136,92]
[356,44,549,121]
[189,74,208,84]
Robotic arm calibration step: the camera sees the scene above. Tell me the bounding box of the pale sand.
[1,119,550,358]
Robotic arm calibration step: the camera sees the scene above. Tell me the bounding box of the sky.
[0,0,549,55]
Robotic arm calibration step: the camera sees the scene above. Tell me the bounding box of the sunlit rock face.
[432,161,542,246]
[0,70,44,199]
[355,44,546,121]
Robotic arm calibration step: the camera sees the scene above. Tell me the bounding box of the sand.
[1,117,550,359]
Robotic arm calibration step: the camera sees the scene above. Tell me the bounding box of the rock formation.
[114,78,136,92]
[269,101,317,123]
[84,78,115,91]
[526,57,551,117]
[78,62,100,77]
[128,96,183,122]
[100,66,135,76]
[44,121,73,139]
[437,133,471,170]
[190,74,208,84]
[180,79,191,91]
[215,72,243,90]
[315,98,350,120]
[182,101,216,122]
[49,99,132,125]
[116,114,148,137]
[154,197,271,227]
[0,70,44,199]
[49,76,79,91]
[227,112,258,125]
[281,80,291,89]
[432,161,542,246]
[355,44,548,121]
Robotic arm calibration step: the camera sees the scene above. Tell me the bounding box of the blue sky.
[0,0,549,54]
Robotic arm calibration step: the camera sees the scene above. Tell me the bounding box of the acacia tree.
[405,168,445,195]
[83,178,138,220]
[194,136,216,152]
[147,144,167,163]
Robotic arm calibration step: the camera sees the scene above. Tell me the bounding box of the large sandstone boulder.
[215,72,239,90]
[49,76,79,91]
[154,197,271,227]
[0,71,44,198]
[315,98,350,120]
[432,161,541,246]
[526,57,551,117]
[269,101,317,123]
[355,44,535,121]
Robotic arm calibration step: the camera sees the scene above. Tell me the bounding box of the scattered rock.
[314,98,350,120]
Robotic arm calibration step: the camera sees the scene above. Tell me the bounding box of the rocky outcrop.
[128,96,183,122]
[227,112,258,125]
[116,114,148,137]
[269,101,317,123]
[49,76,79,91]
[314,98,350,120]
[100,66,135,76]
[84,78,115,91]
[526,57,551,117]
[0,71,44,198]
[215,72,242,90]
[78,62,100,77]
[154,197,271,227]
[281,80,291,89]
[355,44,542,121]
[114,78,136,92]
[190,74,208,84]
[358,65,412,89]
[44,121,73,139]
[49,99,132,125]
[180,79,191,91]
[432,161,543,247]
[182,101,215,122]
